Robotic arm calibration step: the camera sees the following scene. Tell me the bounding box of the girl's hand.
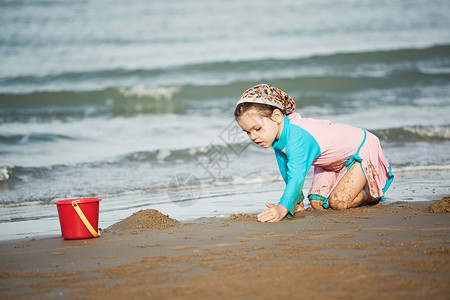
[257,203,288,223]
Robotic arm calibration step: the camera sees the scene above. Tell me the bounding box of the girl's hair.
[234,102,286,119]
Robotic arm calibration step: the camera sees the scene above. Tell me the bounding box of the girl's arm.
[264,126,321,221]
[275,149,288,183]
[278,147,310,217]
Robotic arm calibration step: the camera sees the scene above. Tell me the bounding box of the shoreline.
[2,166,450,242]
[1,198,448,299]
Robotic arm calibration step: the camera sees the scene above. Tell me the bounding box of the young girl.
[235,83,394,223]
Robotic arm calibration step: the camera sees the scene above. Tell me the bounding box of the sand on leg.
[328,162,375,210]
[308,166,340,210]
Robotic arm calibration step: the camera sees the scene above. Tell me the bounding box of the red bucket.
[55,198,101,240]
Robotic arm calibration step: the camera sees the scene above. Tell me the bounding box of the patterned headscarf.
[236,83,296,114]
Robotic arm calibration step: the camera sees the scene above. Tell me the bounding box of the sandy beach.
[1,2,449,299]
[1,197,448,299]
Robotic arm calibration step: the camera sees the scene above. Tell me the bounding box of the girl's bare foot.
[294,201,304,213]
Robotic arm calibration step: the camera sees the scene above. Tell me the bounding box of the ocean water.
[1,0,449,240]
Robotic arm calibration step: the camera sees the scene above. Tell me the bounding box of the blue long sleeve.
[275,149,288,184]
[272,116,321,217]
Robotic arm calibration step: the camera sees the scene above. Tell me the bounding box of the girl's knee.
[328,194,349,210]
[309,199,324,210]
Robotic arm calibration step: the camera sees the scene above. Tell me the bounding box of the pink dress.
[272,112,393,215]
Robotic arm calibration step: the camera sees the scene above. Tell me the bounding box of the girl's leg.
[307,166,340,210]
[294,201,304,213]
[328,162,376,210]
[348,184,380,208]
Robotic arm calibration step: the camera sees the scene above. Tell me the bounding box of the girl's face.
[237,108,284,148]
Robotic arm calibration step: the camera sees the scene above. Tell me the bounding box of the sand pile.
[109,209,180,231]
[226,213,257,223]
[426,196,450,213]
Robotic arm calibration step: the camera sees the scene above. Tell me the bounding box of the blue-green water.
[0,0,449,240]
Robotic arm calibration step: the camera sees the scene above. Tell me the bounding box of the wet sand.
[0,197,449,299]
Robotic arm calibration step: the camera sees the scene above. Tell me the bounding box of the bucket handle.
[71,201,100,238]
